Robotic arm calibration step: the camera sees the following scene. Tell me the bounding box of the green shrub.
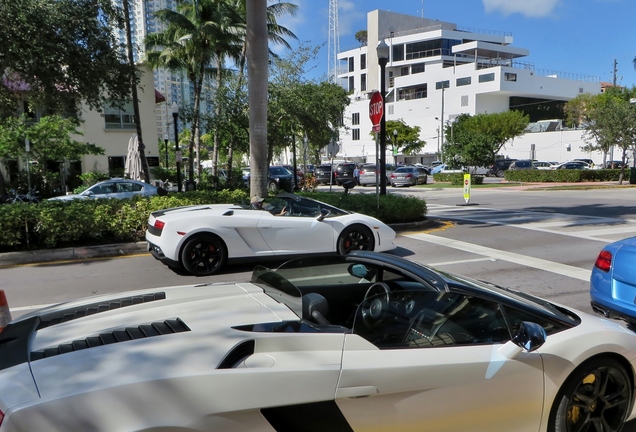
[432,173,484,185]
[0,189,427,251]
[504,169,622,182]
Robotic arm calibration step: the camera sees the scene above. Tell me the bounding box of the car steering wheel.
[361,282,390,328]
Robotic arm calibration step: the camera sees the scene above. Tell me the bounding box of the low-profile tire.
[180,234,227,276]
[337,225,374,255]
[549,357,632,432]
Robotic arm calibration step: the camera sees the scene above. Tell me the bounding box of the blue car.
[590,236,636,325]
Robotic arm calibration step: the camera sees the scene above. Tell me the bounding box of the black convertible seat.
[302,293,331,326]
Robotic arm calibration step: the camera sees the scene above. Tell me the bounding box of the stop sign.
[369,91,383,126]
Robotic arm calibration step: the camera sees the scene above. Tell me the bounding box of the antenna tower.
[328,0,340,84]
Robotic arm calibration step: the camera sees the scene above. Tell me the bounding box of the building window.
[399,84,427,101]
[479,73,495,83]
[348,76,354,92]
[461,95,469,107]
[412,63,425,74]
[352,128,360,140]
[361,73,366,91]
[400,67,409,76]
[505,73,517,82]
[104,101,136,129]
[435,80,450,90]
[352,112,360,125]
[392,44,404,62]
[360,53,366,70]
[388,105,394,115]
[348,57,354,72]
[456,77,471,87]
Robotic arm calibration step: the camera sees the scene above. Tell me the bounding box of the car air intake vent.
[30,318,190,361]
[217,340,255,369]
[36,292,167,330]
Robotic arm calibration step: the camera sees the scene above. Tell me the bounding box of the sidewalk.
[492,181,635,191]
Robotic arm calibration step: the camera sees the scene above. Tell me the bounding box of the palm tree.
[207,0,297,178]
[146,0,243,184]
[246,0,269,198]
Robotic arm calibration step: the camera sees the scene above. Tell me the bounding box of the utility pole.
[613,59,618,87]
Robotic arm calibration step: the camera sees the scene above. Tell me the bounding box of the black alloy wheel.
[180,234,227,276]
[337,225,374,255]
[550,357,632,432]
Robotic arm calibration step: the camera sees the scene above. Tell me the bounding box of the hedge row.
[431,173,485,185]
[0,190,427,252]
[504,169,624,182]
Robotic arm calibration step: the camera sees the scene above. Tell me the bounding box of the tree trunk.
[246,0,268,198]
[212,55,223,177]
[122,0,150,183]
[188,64,205,184]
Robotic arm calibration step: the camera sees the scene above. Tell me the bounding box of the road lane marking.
[428,257,496,267]
[404,233,592,281]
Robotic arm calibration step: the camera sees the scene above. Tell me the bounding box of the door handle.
[336,386,378,398]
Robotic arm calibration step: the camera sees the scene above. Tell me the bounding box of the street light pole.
[163,133,169,169]
[377,39,389,195]
[172,102,182,192]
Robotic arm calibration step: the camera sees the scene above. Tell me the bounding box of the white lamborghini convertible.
[145,193,396,276]
[1,251,636,431]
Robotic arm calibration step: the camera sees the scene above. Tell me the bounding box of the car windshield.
[394,167,413,173]
[270,166,291,175]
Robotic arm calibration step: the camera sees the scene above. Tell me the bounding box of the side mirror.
[316,208,330,222]
[498,321,546,359]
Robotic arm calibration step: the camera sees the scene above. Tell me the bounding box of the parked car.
[242,166,295,192]
[590,235,636,325]
[604,160,628,169]
[487,159,517,177]
[48,179,166,201]
[146,193,396,275]
[430,163,448,175]
[533,161,557,170]
[508,160,537,171]
[358,163,395,186]
[334,162,358,188]
[553,161,589,170]
[574,158,596,168]
[4,251,636,431]
[314,164,335,185]
[390,166,428,187]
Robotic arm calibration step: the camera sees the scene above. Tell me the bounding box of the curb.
[0,242,149,268]
[0,219,438,268]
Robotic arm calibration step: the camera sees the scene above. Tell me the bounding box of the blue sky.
[277,0,636,87]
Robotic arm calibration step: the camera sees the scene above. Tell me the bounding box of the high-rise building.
[337,10,602,165]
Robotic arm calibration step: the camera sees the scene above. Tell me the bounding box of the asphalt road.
[2,184,636,429]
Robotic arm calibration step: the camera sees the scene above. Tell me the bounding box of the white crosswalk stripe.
[426,204,636,243]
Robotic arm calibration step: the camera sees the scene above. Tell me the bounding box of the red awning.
[154,89,166,104]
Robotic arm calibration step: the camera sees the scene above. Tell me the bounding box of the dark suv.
[334,162,358,188]
[487,159,517,177]
[314,164,334,185]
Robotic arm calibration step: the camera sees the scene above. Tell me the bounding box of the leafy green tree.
[0,0,134,119]
[567,87,636,183]
[0,115,104,194]
[385,119,426,165]
[443,111,529,170]
[355,30,368,46]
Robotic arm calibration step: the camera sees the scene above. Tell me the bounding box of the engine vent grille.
[37,292,167,330]
[30,318,190,361]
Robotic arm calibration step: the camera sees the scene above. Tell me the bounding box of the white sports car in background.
[146,193,396,276]
[1,251,636,431]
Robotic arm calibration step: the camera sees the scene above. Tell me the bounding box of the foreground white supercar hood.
[4,283,299,405]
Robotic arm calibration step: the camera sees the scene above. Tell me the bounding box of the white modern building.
[336,10,603,166]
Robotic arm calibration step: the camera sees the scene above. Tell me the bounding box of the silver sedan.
[390,167,428,187]
[48,178,166,200]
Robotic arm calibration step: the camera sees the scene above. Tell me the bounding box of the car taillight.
[154,220,165,230]
[359,170,366,174]
[405,174,412,178]
[390,173,396,178]
[594,250,612,272]
[0,408,4,426]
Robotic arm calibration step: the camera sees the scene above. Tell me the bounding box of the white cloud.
[482,0,562,17]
